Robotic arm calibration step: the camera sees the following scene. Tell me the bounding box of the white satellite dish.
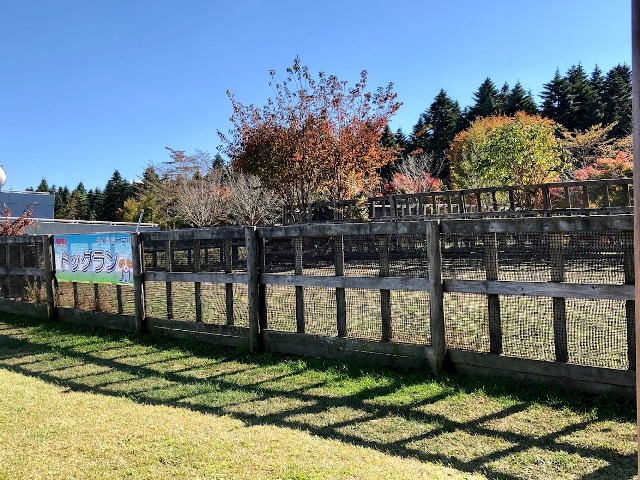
[0,166,6,190]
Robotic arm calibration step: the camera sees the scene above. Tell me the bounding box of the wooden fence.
[290,178,634,223]
[0,215,636,397]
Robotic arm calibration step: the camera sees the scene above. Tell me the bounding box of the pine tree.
[36,178,49,192]
[466,78,500,122]
[496,82,510,114]
[99,170,133,221]
[541,68,569,124]
[564,63,602,130]
[409,116,429,155]
[87,188,104,221]
[212,153,226,170]
[67,182,89,220]
[506,81,538,115]
[422,89,463,180]
[378,125,400,181]
[602,64,632,137]
[55,186,70,218]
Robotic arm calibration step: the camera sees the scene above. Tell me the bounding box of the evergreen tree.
[394,128,408,152]
[55,186,70,218]
[496,82,510,114]
[212,153,226,170]
[564,63,602,130]
[99,170,133,221]
[602,64,632,137]
[506,81,538,115]
[35,178,49,192]
[378,124,400,181]
[422,89,463,180]
[466,77,500,122]
[67,182,89,220]
[87,188,104,221]
[409,115,429,155]
[540,68,569,124]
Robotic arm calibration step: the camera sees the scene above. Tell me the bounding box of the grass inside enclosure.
[0,314,635,480]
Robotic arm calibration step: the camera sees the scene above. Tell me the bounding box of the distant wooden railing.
[285,178,634,223]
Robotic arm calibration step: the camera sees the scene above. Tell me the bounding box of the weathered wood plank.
[42,236,57,321]
[293,236,305,334]
[144,271,250,284]
[484,233,502,355]
[426,221,445,374]
[258,221,427,238]
[0,235,46,245]
[58,307,136,332]
[193,239,202,323]
[441,215,633,234]
[444,279,635,300]
[260,274,429,291]
[164,240,173,320]
[263,330,431,370]
[73,282,79,308]
[377,235,392,342]
[116,285,123,315]
[448,349,635,394]
[224,238,234,326]
[94,283,101,311]
[334,235,347,337]
[131,233,146,333]
[148,317,249,338]
[0,298,48,318]
[245,226,260,352]
[550,233,568,363]
[141,227,245,242]
[0,267,46,277]
[623,230,635,369]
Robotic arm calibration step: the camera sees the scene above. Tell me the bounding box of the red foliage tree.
[219,58,401,217]
[573,152,633,180]
[0,204,36,236]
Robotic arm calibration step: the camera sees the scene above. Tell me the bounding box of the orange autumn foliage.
[219,58,401,216]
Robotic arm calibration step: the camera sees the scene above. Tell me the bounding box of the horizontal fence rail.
[288,178,634,223]
[0,214,636,397]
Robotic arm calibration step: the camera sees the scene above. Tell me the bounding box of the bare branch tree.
[227,173,282,225]
[173,169,230,227]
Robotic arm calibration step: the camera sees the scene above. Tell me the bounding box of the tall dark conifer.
[99,170,133,221]
[506,81,538,115]
[466,77,500,123]
[602,64,632,137]
[540,68,569,124]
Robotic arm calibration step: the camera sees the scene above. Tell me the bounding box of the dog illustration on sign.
[119,258,133,283]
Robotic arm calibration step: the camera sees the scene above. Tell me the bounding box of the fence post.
[164,240,173,320]
[550,233,568,363]
[42,235,57,321]
[334,235,347,337]
[484,233,502,354]
[193,239,202,322]
[224,239,234,326]
[377,235,392,342]
[624,230,635,370]
[131,233,146,333]
[293,236,305,333]
[426,221,445,375]
[245,226,260,353]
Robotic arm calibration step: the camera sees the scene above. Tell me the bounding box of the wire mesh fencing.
[262,232,431,344]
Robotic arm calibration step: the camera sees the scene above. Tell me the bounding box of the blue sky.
[0,1,631,191]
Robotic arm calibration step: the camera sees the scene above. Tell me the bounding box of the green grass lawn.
[0,313,636,479]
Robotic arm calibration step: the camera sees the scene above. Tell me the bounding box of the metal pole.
[631,0,640,475]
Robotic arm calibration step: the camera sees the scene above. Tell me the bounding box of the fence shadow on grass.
[0,317,635,480]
